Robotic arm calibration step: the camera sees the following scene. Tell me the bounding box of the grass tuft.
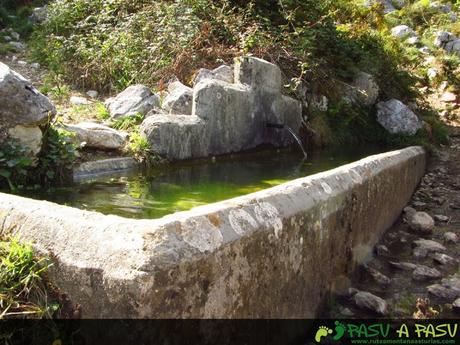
[0,237,60,319]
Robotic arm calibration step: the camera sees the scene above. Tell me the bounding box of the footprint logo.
[315,326,333,343]
[333,321,346,341]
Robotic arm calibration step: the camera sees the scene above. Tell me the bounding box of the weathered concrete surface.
[141,57,302,161]
[0,147,426,318]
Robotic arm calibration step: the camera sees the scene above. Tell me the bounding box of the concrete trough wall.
[0,147,426,318]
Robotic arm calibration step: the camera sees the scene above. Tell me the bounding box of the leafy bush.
[0,125,78,190]
[30,0,413,95]
[28,0,450,147]
[0,139,34,190]
[37,126,78,185]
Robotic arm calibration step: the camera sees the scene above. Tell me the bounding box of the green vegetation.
[0,139,34,190]
[0,1,34,38]
[95,102,110,120]
[0,237,59,319]
[128,129,153,162]
[111,113,144,131]
[25,0,456,148]
[0,124,78,191]
[37,125,78,185]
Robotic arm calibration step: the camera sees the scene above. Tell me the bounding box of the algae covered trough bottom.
[20,146,383,219]
[0,146,426,318]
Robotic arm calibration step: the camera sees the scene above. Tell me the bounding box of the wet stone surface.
[326,134,460,318]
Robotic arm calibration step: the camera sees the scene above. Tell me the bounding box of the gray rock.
[434,215,449,222]
[413,265,442,281]
[3,35,11,42]
[443,232,458,244]
[453,298,460,313]
[365,266,391,286]
[407,36,420,45]
[141,57,302,161]
[403,206,417,218]
[432,253,456,265]
[30,63,40,69]
[408,211,435,234]
[339,307,354,317]
[441,276,460,292]
[73,157,138,181]
[105,85,160,120]
[419,46,431,54]
[310,94,328,112]
[162,81,193,115]
[430,2,452,14]
[141,115,207,160]
[353,291,389,315]
[376,99,423,135]
[376,244,389,256]
[427,67,438,80]
[412,201,427,208]
[7,125,42,158]
[352,72,380,106]
[440,92,457,103]
[86,90,99,99]
[9,41,25,51]
[389,261,417,271]
[194,65,234,85]
[364,0,397,13]
[414,239,446,254]
[0,62,55,155]
[62,122,128,150]
[392,0,407,9]
[10,32,19,41]
[29,6,48,24]
[70,96,90,106]
[434,31,460,57]
[427,284,459,300]
[391,25,416,39]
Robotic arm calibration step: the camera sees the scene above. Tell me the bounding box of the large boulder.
[162,81,193,115]
[141,57,302,161]
[105,85,160,120]
[62,122,128,150]
[141,115,208,160]
[355,73,379,104]
[7,125,43,157]
[0,62,56,156]
[434,31,460,57]
[339,72,380,107]
[194,65,234,86]
[376,99,423,135]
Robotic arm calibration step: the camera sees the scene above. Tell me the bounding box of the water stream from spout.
[285,126,308,159]
[266,123,308,159]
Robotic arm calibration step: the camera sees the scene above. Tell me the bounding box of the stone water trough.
[0,146,426,318]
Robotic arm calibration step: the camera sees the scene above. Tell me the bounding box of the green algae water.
[21,146,383,219]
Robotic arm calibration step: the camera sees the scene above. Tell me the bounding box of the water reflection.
[20,146,384,219]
